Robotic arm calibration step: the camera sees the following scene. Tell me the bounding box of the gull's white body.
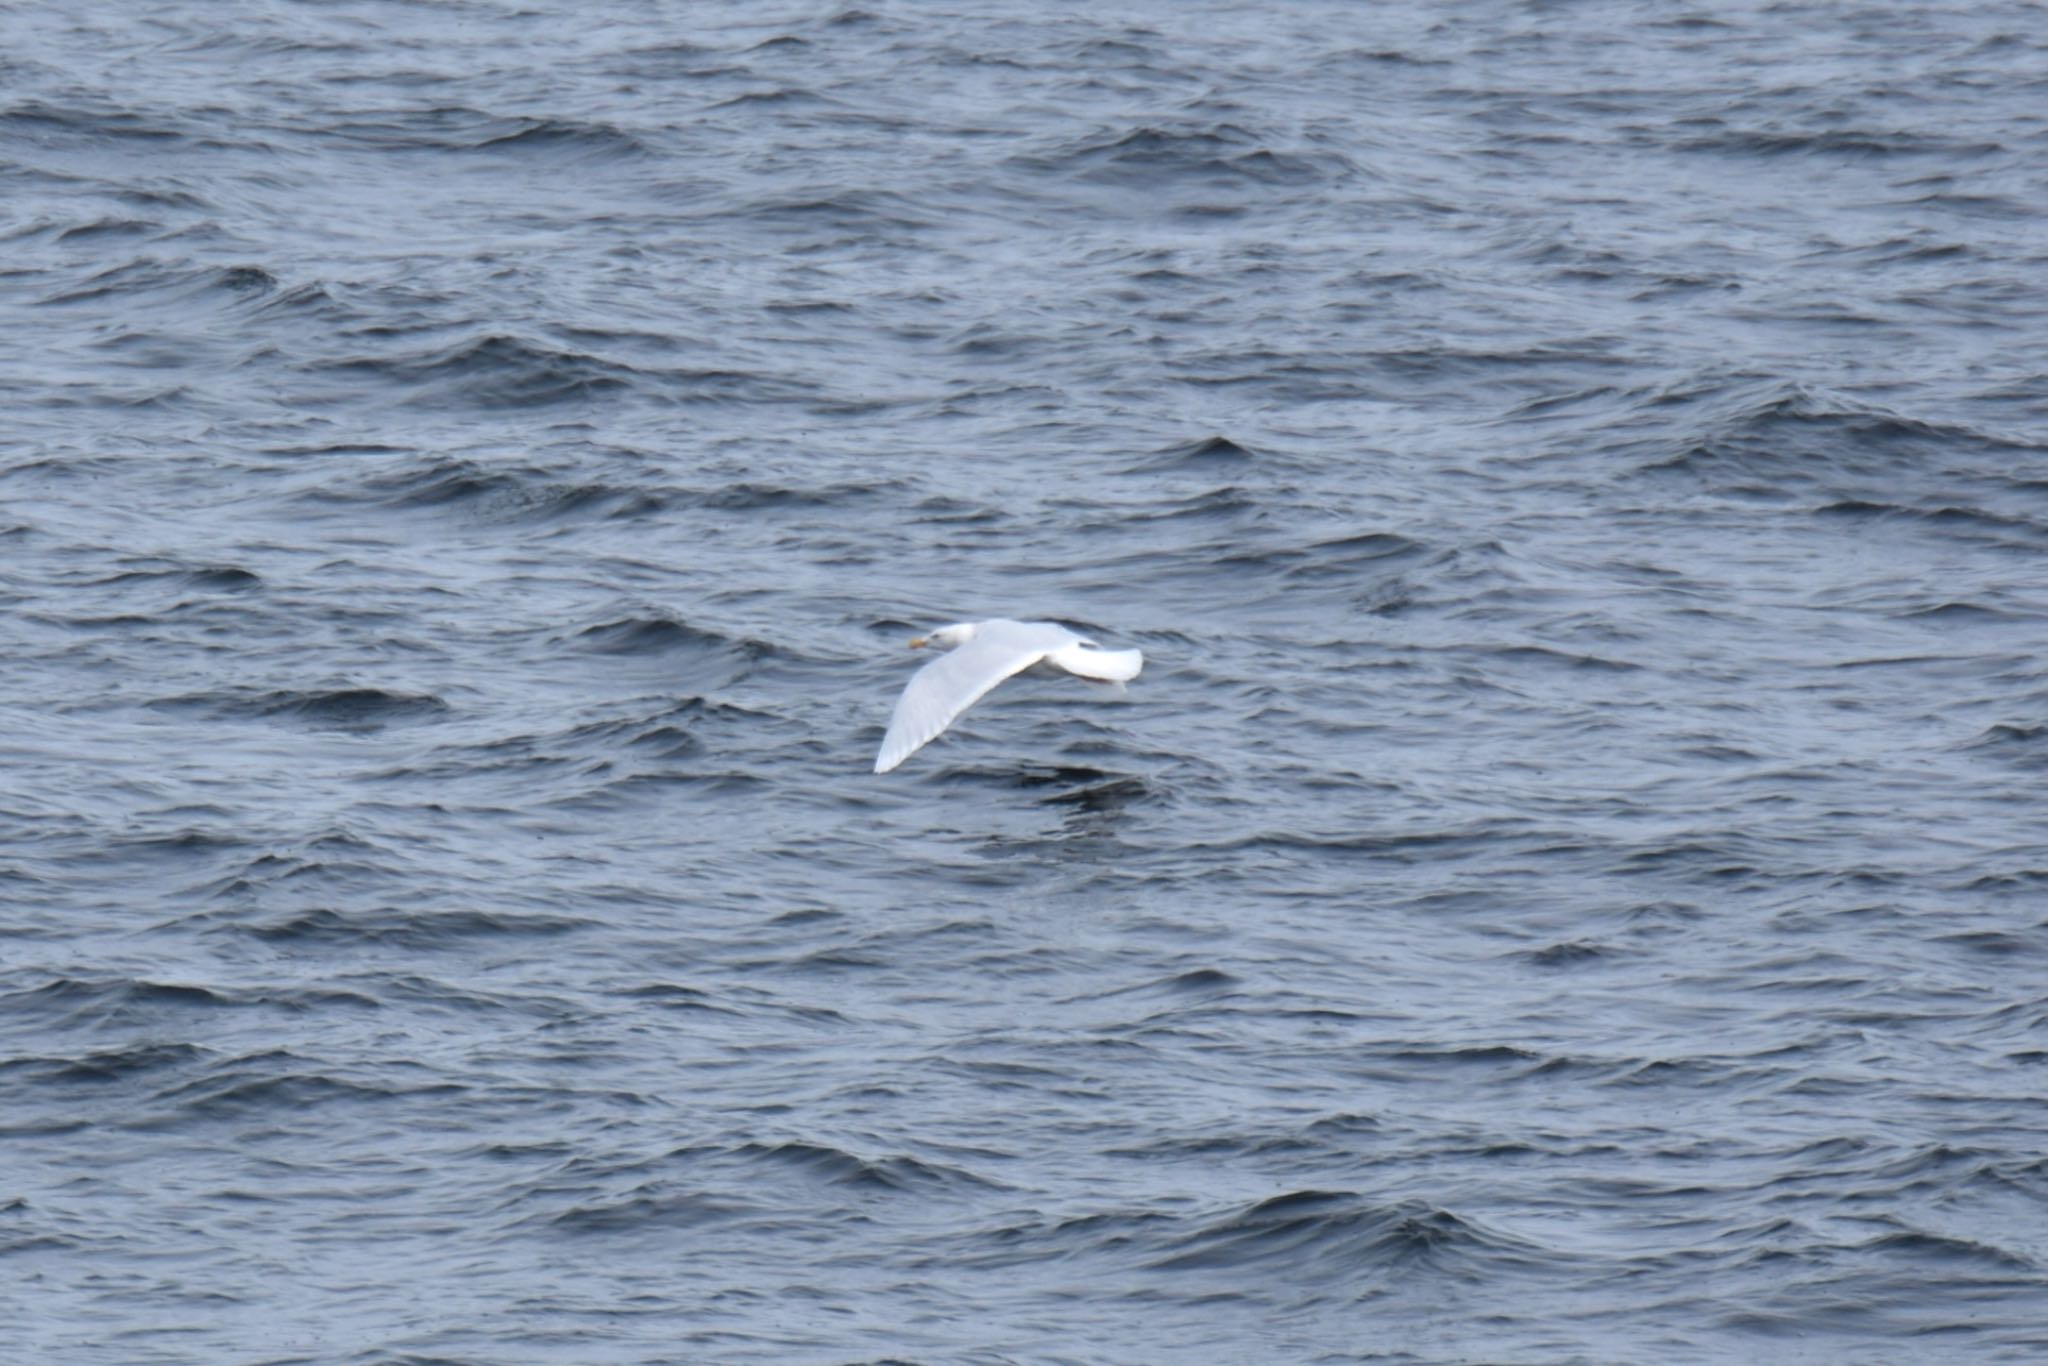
[874,619,1142,773]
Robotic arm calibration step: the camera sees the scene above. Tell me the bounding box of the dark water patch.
[965,1206,1180,1267]
[301,455,515,511]
[41,260,275,315]
[215,263,277,293]
[354,741,586,792]
[1829,654,1960,672]
[36,258,214,309]
[617,983,745,1016]
[151,1068,454,1125]
[1672,127,2005,160]
[737,190,931,239]
[0,1042,208,1086]
[1146,1191,1539,1279]
[304,333,638,408]
[608,38,716,67]
[249,280,348,322]
[1096,967,1242,1002]
[907,493,1004,525]
[1115,484,1263,525]
[261,440,412,458]
[1518,1055,1632,1085]
[708,86,837,112]
[1058,31,1167,65]
[1604,1056,1769,1091]
[365,974,562,1018]
[1814,498,2045,533]
[1383,1043,1545,1071]
[299,456,665,524]
[53,217,158,243]
[1490,644,1644,673]
[1964,724,2048,767]
[767,906,845,928]
[762,297,855,315]
[1290,531,1429,576]
[248,906,586,950]
[1637,384,2038,496]
[1895,601,2029,623]
[1327,45,1453,68]
[186,852,377,905]
[1,977,233,1033]
[547,1191,757,1235]
[695,478,899,510]
[1934,929,2034,956]
[1899,188,2033,221]
[0,979,382,1040]
[106,828,248,862]
[727,1141,996,1193]
[558,766,776,807]
[81,561,263,595]
[561,700,753,756]
[1024,123,1350,190]
[572,616,737,657]
[1101,1127,1335,1162]
[1302,1113,1383,1139]
[1211,823,1515,864]
[1010,764,1117,792]
[474,118,650,159]
[621,719,700,759]
[1520,940,1614,967]
[1853,1229,2035,1273]
[0,100,189,145]
[1036,775,1155,812]
[323,107,646,159]
[149,687,448,731]
[1966,869,2048,894]
[1128,434,1261,473]
[186,565,263,591]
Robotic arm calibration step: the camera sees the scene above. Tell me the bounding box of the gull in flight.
[874,618,1143,773]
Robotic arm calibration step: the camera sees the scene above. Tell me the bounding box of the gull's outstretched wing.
[874,624,1061,773]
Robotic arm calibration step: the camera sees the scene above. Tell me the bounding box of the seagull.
[874,618,1143,773]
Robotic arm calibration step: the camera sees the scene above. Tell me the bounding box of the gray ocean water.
[5,2,2048,1361]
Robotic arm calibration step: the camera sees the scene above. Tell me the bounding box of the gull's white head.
[909,622,978,651]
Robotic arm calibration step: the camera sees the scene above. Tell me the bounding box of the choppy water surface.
[5,2,2048,1360]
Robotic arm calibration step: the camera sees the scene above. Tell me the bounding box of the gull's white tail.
[1054,644,1143,684]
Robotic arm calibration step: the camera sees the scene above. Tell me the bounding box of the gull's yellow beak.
[908,636,928,649]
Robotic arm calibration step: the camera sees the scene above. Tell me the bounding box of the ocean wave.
[147,686,449,730]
